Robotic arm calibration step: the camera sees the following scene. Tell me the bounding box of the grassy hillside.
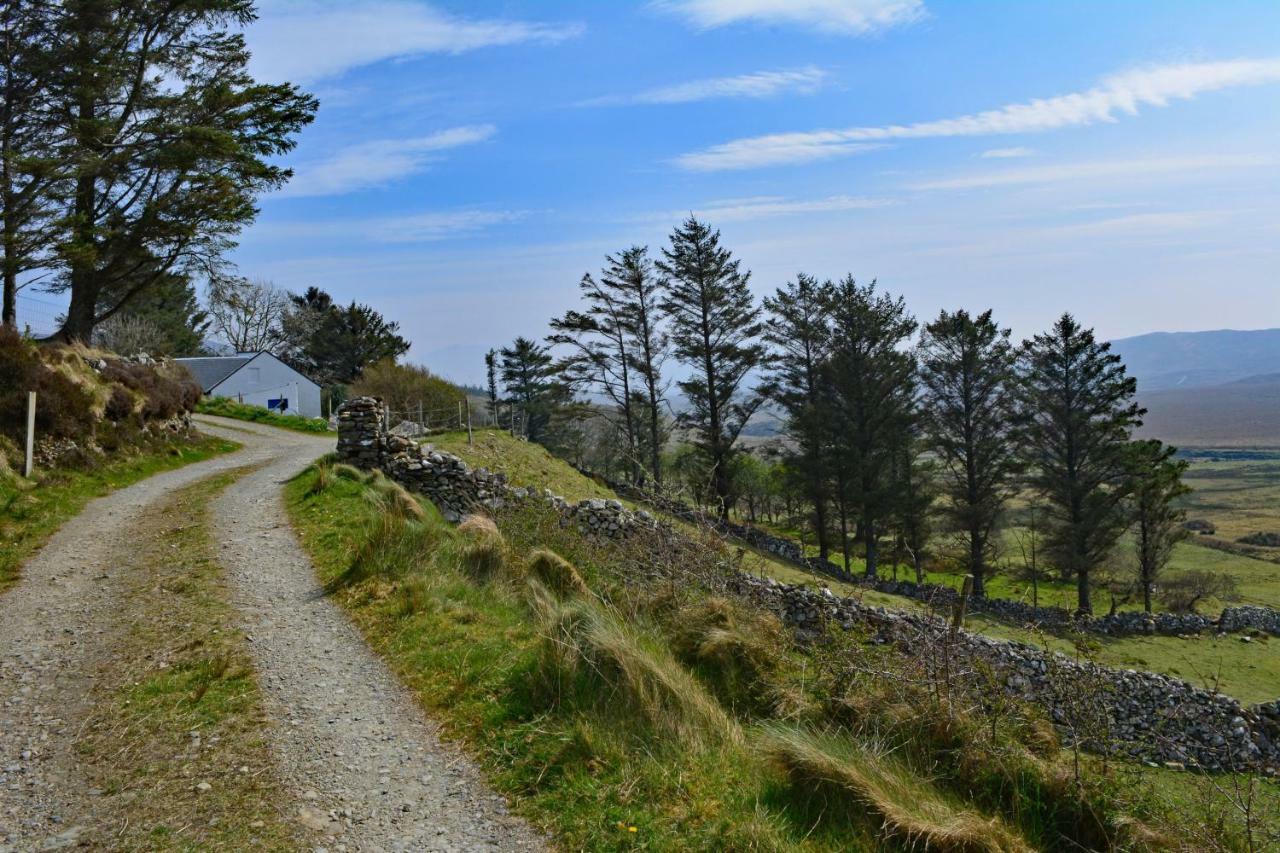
[285,460,1228,851]
[414,431,1280,704]
[427,430,620,502]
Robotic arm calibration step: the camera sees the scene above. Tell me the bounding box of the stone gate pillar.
[335,396,384,469]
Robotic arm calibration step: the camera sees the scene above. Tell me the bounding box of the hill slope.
[1110,327,1280,392]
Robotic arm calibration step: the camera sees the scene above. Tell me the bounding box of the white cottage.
[176,352,322,418]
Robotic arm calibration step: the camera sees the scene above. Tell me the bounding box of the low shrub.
[0,326,98,443]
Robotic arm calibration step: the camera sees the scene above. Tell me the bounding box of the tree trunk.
[1076,567,1092,616]
[969,532,986,598]
[863,516,878,580]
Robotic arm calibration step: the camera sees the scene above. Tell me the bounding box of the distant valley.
[1114,328,1280,447]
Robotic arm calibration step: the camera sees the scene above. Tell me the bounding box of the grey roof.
[175,355,253,392]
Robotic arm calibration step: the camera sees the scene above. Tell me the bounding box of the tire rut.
[2,417,545,852]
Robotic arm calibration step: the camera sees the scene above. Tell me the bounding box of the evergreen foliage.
[500,336,570,445]
[918,309,1021,597]
[657,217,764,518]
[820,277,918,579]
[1017,313,1145,614]
[1125,439,1190,612]
[763,273,835,558]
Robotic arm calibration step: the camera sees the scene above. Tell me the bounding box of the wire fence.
[13,293,63,338]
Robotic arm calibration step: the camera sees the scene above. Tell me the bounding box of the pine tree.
[763,273,836,558]
[890,432,935,584]
[499,336,568,445]
[1125,439,1190,613]
[820,277,918,579]
[1018,313,1145,615]
[46,0,316,341]
[657,217,764,518]
[551,246,668,487]
[614,247,669,489]
[484,349,500,426]
[0,0,61,327]
[918,309,1020,597]
[306,301,410,387]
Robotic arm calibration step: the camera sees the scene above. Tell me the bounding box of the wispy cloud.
[249,1,583,83]
[980,147,1034,159]
[279,126,495,198]
[257,208,527,242]
[675,58,1280,170]
[909,154,1275,191]
[578,66,828,107]
[654,0,924,35]
[643,194,894,223]
[1046,210,1233,239]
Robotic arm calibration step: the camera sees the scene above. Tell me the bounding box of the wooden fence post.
[24,391,36,477]
[465,397,473,445]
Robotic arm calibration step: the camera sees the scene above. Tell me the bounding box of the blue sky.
[235,1,1280,383]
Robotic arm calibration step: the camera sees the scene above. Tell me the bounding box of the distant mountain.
[1109,328,1280,392]
[1135,372,1280,448]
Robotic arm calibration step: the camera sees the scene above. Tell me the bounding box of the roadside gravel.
[1,416,545,852]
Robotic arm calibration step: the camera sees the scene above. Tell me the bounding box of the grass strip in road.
[74,467,300,851]
[196,397,334,434]
[0,434,238,592]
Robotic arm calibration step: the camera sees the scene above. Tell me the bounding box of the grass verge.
[196,397,333,434]
[74,466,298,850]
[0,433,237,592]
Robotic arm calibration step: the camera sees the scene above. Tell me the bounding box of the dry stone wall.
[588,469,1279,640]
[336,398,1279,774]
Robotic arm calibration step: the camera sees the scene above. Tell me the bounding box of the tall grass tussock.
[526,548,590,598]
[761,723,1034,853]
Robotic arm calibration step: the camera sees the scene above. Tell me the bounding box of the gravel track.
[1,416,545,851]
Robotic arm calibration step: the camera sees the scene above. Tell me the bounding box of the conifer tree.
[763,273,835,558]
[484,349,500,426]
[657,217,764,518]
[45,0,316,341]
[500,336,568,445]
[1125,439,1190,613]
[918,309,1020,597]
[549,246,667,485]
[0,0,61,327]
[1018,314,1145,614]
[821,277,918,579]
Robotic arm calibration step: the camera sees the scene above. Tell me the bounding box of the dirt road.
[0,417,543,851]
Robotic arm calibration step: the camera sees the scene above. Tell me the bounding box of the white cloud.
[676,58,1280,170]
[909,154,1274,191]
[256,208,527,242]
[980,147,1034,159]
[644,194,894,223]
[579,66,828,106]
[654,0,924,34]
[249,1,583,83]
[279,125,495,197]
[1046,210,1233,238]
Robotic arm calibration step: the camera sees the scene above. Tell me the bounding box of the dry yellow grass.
[761,723,1034,853]
[457,514,506,580]
[532,586,740,750]
[526,548,590,598]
